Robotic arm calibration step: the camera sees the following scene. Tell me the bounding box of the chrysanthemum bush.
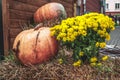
[50,13,115,67]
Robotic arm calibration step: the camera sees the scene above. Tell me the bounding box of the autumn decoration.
[13,27,58,66]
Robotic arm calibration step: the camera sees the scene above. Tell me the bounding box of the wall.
[74,0,101,15]
[106,0,120,12]
[86,0,101,13]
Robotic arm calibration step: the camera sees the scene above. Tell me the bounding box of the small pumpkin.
[13,27,58,66]
[34,2,67,23]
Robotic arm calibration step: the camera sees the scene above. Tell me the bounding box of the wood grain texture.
[50,0,73,8]
[13,0,49,7]
[9,28,23,38]
[86,0,101,12]
[9,9,33,20]
[10,19,30,28]
[9,0,38,12]
[9,38,15,49]
[2,0,9,55]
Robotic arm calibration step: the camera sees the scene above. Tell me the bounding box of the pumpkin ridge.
[40,28,53,57]
[35,31,40,46]
[44,29,55,56]
[33,31,41,60]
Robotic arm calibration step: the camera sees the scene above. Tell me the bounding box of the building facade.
[106,0,120,13]
[74,0,104,16]
[105,0,120,24]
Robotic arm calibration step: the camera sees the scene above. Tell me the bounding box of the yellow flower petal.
[102,56,109,61]
[90,57,97,63]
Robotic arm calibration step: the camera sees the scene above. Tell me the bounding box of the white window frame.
[115,3,120,9]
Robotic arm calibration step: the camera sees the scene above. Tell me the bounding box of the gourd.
[34,2,67,23]
[13,27,58,66]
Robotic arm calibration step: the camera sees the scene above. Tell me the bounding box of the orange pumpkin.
[34,2,67,23]
[13,27,58,66]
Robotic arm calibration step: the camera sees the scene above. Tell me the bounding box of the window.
[106,3,109,10]
[115,3,120,9]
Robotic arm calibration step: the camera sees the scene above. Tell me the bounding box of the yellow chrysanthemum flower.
[79,51,84,56]
[97,30,106,37]
[97,62,102,67]
[70,35,76,41]
[58,58,63,64]
[105,33,110,41]
[50,30,55,36]
[56,35,61,40]
[67,28,74,33]
[93,28,98,31]
[93,22,98,28]
[90,57,97,62]
[100,42,106,48]
[95,42,99,47]
[111,26,115,30]
[73,60,81,67]
[102,56,109,61]
[73,32,78,37]
[62,37,67,42]
[90,62,96,66]
[82,30,87,36]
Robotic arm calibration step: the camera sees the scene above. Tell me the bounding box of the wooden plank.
[64,4,74,17]
[65,5,74,11]
[86,6,100,12]
[61,0,75,4]
[51,0,73,4]
[10,0,74,15]
[14,0,49,7]
[93,0,100,5]
[87,1,100,7]
[9,0,38,12]
[9,9,33,20]
[9,28,22,38]
[86,0,100,12]
[65,6,74,14]
[2,0,9,55]
[50,0,73,8]
[9,37,15,49]
[67,12,73,17]
[10,19,30,28]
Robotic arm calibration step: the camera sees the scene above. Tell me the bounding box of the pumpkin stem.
[57,10,67,20]
[34,23,43,30]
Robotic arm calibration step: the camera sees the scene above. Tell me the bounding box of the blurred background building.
[105,0,120,25]
[74,0,105,16]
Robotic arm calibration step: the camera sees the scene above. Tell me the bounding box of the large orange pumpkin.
[12,27,58,66]
[34,2,67,23]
